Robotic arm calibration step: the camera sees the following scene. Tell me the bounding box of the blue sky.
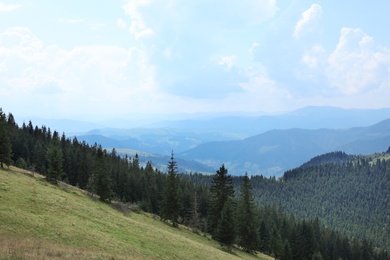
[1,0,389,123]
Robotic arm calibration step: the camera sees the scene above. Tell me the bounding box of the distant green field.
[0,167,271,259]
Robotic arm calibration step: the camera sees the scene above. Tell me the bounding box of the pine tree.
[215,198,236,250]
[46,131,63,183]
[236,173,259,253]
[95,146,112,203]
[208,164,235,237]
[189,192,201,232]
[0,109,12,168]
[160,151,180,227]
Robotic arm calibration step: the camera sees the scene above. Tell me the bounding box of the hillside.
[0,167,271,260]
[179,119,390,176]
[248,152,390,251]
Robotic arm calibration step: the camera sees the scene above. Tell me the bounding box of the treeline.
[0,109,210,221]
[0,108,389,259]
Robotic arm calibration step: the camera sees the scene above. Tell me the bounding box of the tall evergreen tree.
[160,151,180,227]
[208,164,235,237]
[236,173,259,253]
[94,146,112,203]
[189,192,201,232]
[215,198,236,250]
[46,131,63,183]
[0,109,12,168]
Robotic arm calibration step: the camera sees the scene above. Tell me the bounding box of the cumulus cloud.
[293,3,322,39]
[0,2,22,12]
[299,28,390,97]
[326,27,390,94]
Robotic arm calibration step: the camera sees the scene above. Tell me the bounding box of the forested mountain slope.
[249,152,390,251]
[182,151,390,252]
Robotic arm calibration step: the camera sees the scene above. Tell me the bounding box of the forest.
[0,108,389,260]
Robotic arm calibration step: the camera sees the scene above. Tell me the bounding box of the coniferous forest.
[0,108,389,260]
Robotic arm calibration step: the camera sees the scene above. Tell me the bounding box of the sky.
[1,0,390,124]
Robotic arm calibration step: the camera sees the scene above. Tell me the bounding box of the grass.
[0,167,272,259]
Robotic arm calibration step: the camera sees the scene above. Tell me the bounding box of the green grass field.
[0,167,272,259]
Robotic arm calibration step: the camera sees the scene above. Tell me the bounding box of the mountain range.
[179,119,390,176]
[22,106,390,176]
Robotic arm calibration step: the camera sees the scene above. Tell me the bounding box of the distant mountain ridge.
[148,106,390,136]
[178,119,390,176]
[59,106,390,176]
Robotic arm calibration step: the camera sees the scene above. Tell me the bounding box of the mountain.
[149,106,390,136]
[179,119,390,176]
[0,167,270,260]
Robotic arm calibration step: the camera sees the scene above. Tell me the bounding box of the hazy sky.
[1,0,390,122]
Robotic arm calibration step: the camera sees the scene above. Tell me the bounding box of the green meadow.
[0,167,271,259]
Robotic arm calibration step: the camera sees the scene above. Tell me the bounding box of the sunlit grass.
[0,167,272,259]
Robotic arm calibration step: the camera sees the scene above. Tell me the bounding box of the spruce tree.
[189,192,201,232]
[236,173,259,253]
[46,131,63,183]
[215,198,236,250]
[208,164,235,237]
[161,151,180,227]
[0,110,12,168]
[94,146,112,203]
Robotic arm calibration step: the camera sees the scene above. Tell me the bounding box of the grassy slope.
[0,167,271,260]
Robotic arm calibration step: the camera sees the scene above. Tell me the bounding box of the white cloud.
[123,0,154,40]
[293,3,322,39]
[0,27,163,118]
[298,28,390,98]
[302,45,327,69]
[326,28,390,94]
[218,55,237,70]
[0,2,22,12]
